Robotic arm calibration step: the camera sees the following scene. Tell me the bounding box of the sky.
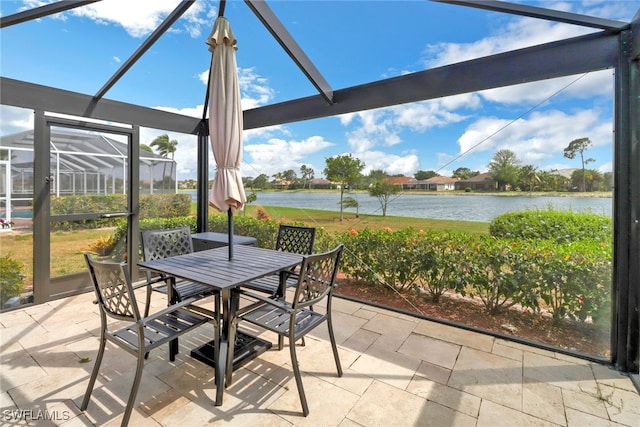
[1,0,639,182]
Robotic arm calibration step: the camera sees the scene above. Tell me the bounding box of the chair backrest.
[141,227,194,261]
[292,244,343,309]
[84,253,141,322]
[275,225,316,255]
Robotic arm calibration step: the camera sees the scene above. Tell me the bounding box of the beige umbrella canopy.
[206,16,246,258]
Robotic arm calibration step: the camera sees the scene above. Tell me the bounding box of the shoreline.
[232,189,614,199]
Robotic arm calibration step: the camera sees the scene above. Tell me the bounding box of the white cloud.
[65,0,212,38]
[424,14,594,69]
[244,136,334,178]
[356,151,420,176]
[339,96,480,175]
[199,67,275,111]
[478,70,614,105]
[0,105,34,135]
[456,108,612,168]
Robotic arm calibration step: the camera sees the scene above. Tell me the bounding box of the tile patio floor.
[1,290,638,426]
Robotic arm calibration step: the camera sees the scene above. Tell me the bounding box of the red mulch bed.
[334,278,610,358]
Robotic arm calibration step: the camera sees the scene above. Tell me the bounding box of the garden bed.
[334,278,610,358]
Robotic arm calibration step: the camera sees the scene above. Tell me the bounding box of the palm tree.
[149,134,178,192]
[519,165,539,192]
[150,134,178,158]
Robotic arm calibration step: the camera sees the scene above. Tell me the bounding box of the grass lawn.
[239,205,489,234]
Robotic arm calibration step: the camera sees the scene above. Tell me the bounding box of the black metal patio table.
[138,245,303,406]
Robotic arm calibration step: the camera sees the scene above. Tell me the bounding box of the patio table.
[138,244,303,406]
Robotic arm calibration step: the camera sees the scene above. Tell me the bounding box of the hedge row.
[104,209,614,325]
[51,194,191,230]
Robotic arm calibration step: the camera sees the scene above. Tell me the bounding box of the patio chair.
[242,225,316,349]
[140,227,220,359]
[232,244,344,417]
[140,227,217,305]
[242,224,316,297]
[81,253,213,427]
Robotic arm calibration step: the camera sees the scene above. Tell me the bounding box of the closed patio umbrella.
[206,16,246,259]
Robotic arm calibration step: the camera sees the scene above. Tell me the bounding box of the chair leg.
[121,350,146,427]
[327,313,343,377]
[168,284,181,361]
[81,336,106,411]
[289,333,309,416]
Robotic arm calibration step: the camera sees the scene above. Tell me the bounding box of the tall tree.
[563,137,594,192]
[414,170,439,180]
[299,165,314,189]
[369,179,400,216]
[366,169,388,187]
[149,134,178,191]
[150,134,178,158]
[252,173,269,189]
[488,149,521,190]
[519,165,539,192]
[452,167,479,180]
[324,154,365,221]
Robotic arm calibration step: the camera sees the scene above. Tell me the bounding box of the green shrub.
[337,227,435,292]
[417,231,473,302]
[489,209,612,243]
[533,239,612,324]
[457,236,541,315]
[51,194,191,230]
[0,254,25,307]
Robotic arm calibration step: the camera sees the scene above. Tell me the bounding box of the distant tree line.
[178,137,610,221]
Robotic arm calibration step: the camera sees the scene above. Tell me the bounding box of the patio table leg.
[214,288,231,406]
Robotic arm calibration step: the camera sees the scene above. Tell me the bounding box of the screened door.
[33,114,140,303]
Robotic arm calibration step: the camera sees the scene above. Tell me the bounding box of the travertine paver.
[398,333,461,370]
[448,346,524,411]
[0,293,637,426]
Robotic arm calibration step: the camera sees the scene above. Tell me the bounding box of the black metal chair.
[242,224,316,297]
[232,244,344,417]
[81,253,213,427]
[140,227,220,359]
[140,227,217,304]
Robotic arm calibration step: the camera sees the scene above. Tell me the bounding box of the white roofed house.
[422,175,459,191]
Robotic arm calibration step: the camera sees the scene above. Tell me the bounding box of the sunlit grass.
[241,205,490,234]
[1,228,112,286]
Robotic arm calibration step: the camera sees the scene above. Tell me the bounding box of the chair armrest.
[236,289,292,316]
[139,267,170,284]
[138,296,200,325]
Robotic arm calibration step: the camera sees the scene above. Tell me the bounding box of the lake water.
[182,190,612,223]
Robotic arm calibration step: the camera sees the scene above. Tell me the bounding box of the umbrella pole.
[228,208,234,259]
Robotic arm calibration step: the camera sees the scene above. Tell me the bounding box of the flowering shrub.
[417,231,473,303]
[107,208,612,324]
[533,239,611,324]
[337,224,611,321]
[458,237,541,315]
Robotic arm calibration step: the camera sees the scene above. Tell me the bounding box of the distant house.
[455,173,498,191]
[383,176,414,188]
[420,176,459,191]
[308,178,332,189]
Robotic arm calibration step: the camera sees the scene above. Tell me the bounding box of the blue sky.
[1,0,639,181]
